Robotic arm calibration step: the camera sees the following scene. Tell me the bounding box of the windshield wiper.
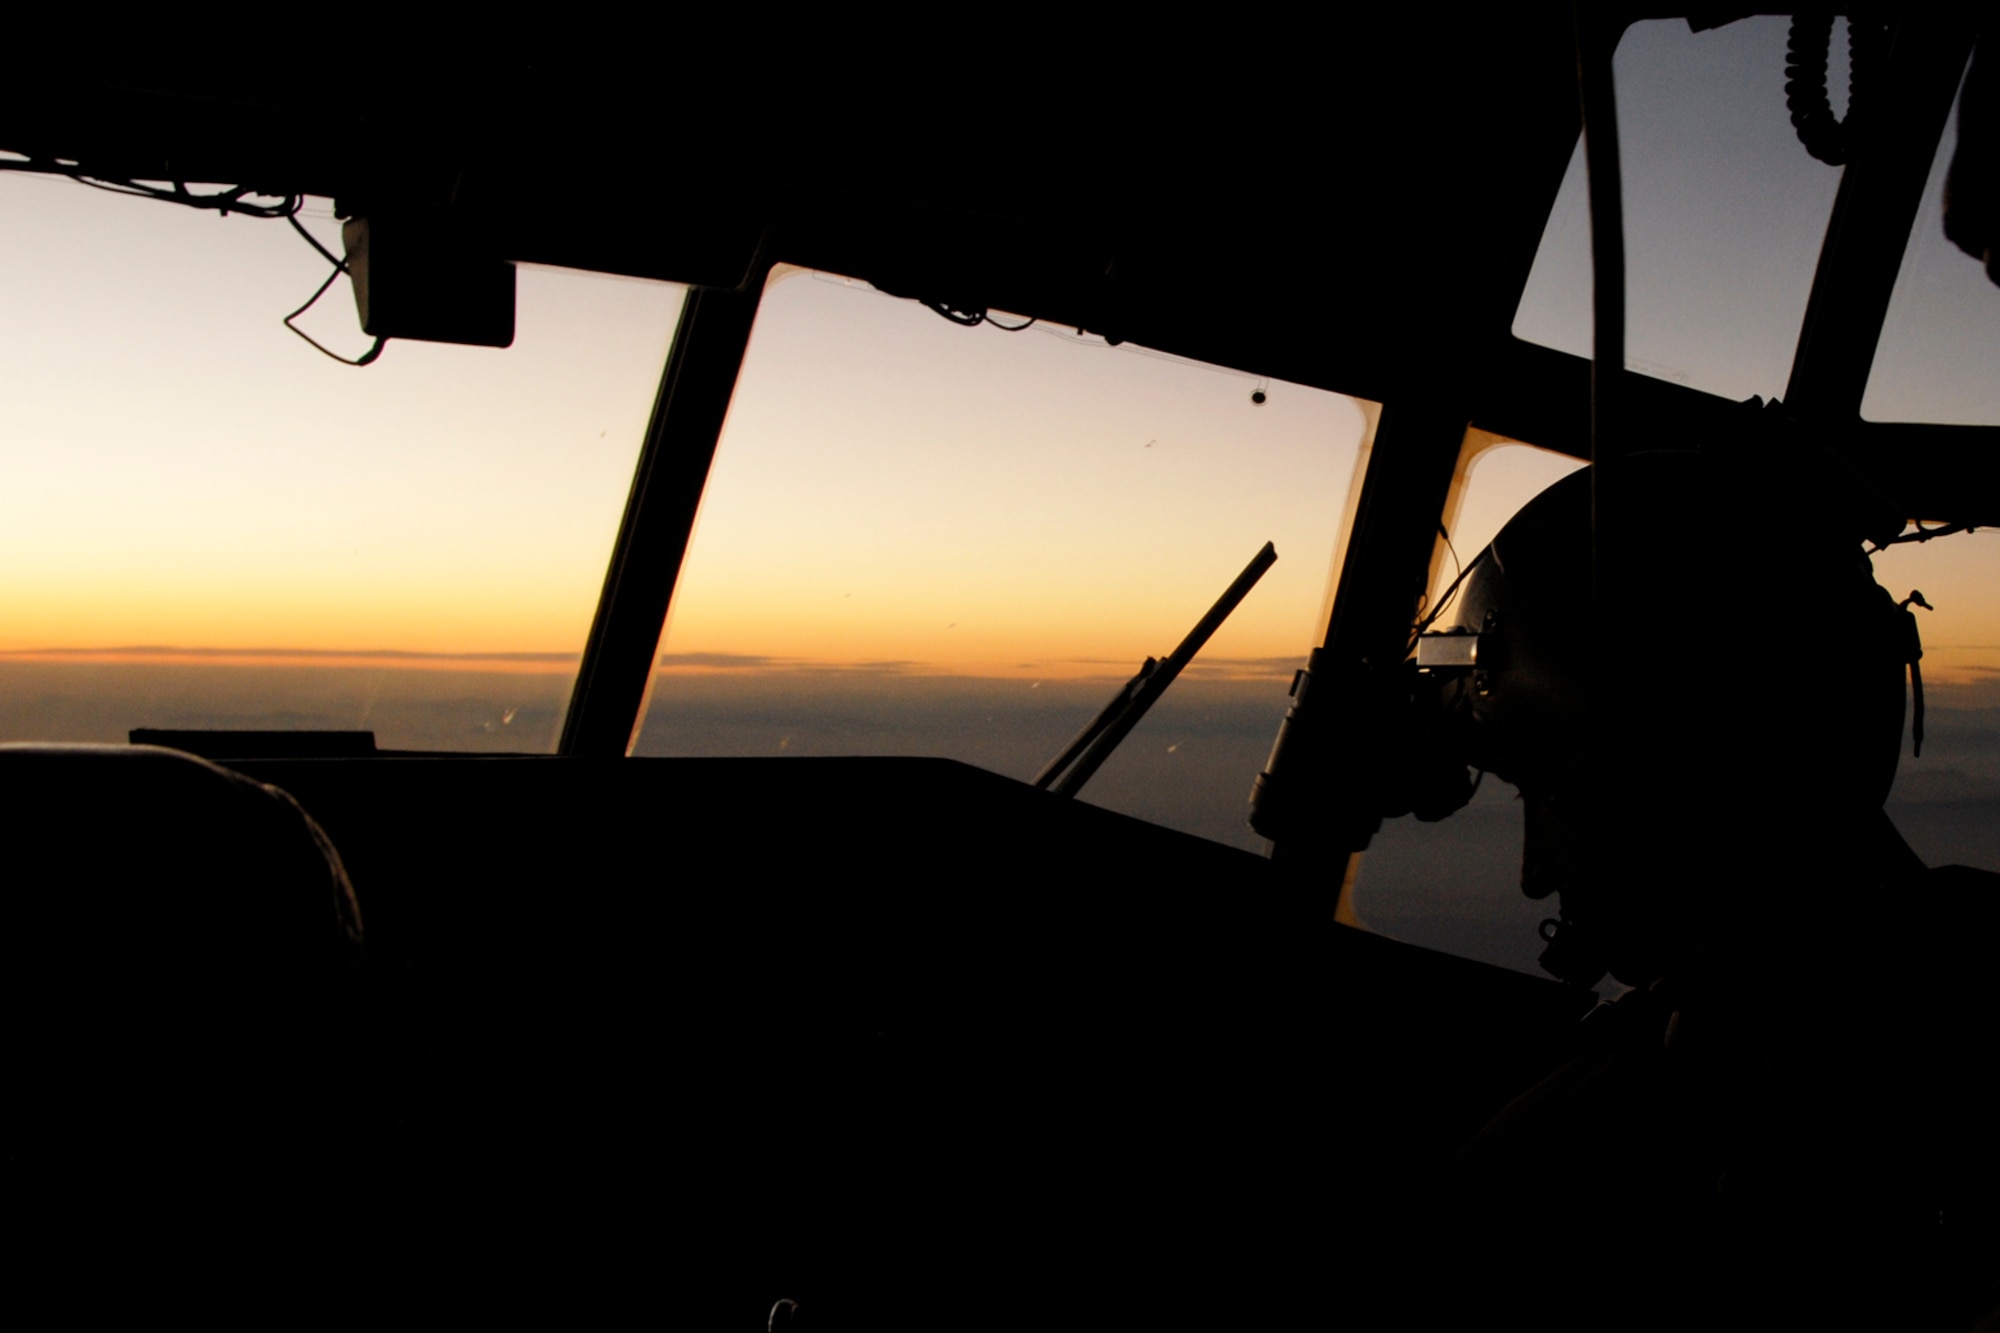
[1034,541,1277,798]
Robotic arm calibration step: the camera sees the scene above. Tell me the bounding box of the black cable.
[60,173,191,202]
[282,261,385,366]
[1409,523,1466,636]
[1786,14,1891,167]
[1897,590,1932,757]
[285,211,346,269]
[282,212,387,365]
[920,299,1037,332]
[1438,522,1464,590]
[924,301,988,326]
[1408,545,1490,650]
[1,157,385,363]
[41,168,300,218]
[282,212,385,366]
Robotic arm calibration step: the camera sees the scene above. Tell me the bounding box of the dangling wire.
[283,265,384,366]
[924,300,987,326]
[921,299,1037,332]
[282,212,386,366]
[1437,522,1465,590]
[1408,544,1490,651]
[19,166,304,219]
[279,232,388,366]
[1408,524,1467,641]
[1899,590,1932,757]
[286,211,344,268]
[0,158,387,366]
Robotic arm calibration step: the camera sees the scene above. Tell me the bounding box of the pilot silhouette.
[1411,419,1998,1330]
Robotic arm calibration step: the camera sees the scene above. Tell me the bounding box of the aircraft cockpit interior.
[4,11,1995,1327]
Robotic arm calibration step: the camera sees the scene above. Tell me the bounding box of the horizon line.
[0,644,1307,681]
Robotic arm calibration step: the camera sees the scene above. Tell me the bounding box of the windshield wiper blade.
[1035,541,1277,798]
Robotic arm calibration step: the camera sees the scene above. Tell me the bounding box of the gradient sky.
[654,269,1367,682]
[1519,16,1999,431]
[1516,17,1848,402]
[0,170,681,661]
[1865,52,2000,425]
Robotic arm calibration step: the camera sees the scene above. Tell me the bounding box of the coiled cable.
[1787,14,1892,166]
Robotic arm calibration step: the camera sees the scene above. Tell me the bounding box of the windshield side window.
[1862,56,1996,424]
[1871,529,2000,870]
[1345,435,1586,976]
[1514,17,1847,402]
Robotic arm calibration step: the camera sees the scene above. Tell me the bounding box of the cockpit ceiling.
[1,12,1577,387]
[8,9,1999,519]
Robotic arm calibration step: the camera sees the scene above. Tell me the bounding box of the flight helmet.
[1417,439,1921,984]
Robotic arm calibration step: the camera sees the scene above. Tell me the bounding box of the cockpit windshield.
[634,268,1371,850]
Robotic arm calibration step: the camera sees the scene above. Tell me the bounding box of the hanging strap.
[1898,591,1932,757]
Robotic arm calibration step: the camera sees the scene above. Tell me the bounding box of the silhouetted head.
[1429,426,1916,987]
